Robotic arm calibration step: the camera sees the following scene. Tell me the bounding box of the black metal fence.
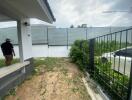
[88,28,132,100]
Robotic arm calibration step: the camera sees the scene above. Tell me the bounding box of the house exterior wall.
[0,59,33,98]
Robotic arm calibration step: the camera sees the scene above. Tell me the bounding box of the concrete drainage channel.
[82,72,110,100]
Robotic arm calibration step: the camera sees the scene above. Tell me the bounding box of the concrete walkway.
[0,62,29,78]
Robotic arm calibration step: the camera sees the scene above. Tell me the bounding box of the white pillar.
[17,18,32,62]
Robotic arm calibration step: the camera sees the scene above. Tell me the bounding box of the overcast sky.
[0,0,132,28]
[48,0,132,27]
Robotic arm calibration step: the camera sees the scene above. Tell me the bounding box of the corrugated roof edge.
[44,0,56,22]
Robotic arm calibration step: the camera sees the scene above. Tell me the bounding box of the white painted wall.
[0,45,71,59]
[32,45,71,57]
[17,19,33,61]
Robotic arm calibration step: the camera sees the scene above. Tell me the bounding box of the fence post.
[86,28,88,40]
[127,59,132,100]
[66,28,68,49]
[47,28,49,48]
[89,39,95,76]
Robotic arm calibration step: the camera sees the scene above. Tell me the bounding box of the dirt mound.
[6,58,91,100]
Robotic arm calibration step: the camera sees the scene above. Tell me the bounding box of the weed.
[8,88,16,96]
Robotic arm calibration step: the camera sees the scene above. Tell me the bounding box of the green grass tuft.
[0,59,19,68]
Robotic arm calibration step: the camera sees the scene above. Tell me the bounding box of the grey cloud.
[48,0,132,27]
[111,13,132,26]
[110,0,132,11]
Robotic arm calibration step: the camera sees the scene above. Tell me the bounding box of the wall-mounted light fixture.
[23,22,30,26]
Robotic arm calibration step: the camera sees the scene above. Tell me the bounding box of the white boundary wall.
[0,45,71,58]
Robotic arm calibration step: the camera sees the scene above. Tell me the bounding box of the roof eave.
[44,0,56,22]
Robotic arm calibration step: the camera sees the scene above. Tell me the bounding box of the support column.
[17,18,32,62]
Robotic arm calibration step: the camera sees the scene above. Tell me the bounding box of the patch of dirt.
[5,58,91,100]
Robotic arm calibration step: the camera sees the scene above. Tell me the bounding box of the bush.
[69,40,89,71]
[69,39,130,100]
